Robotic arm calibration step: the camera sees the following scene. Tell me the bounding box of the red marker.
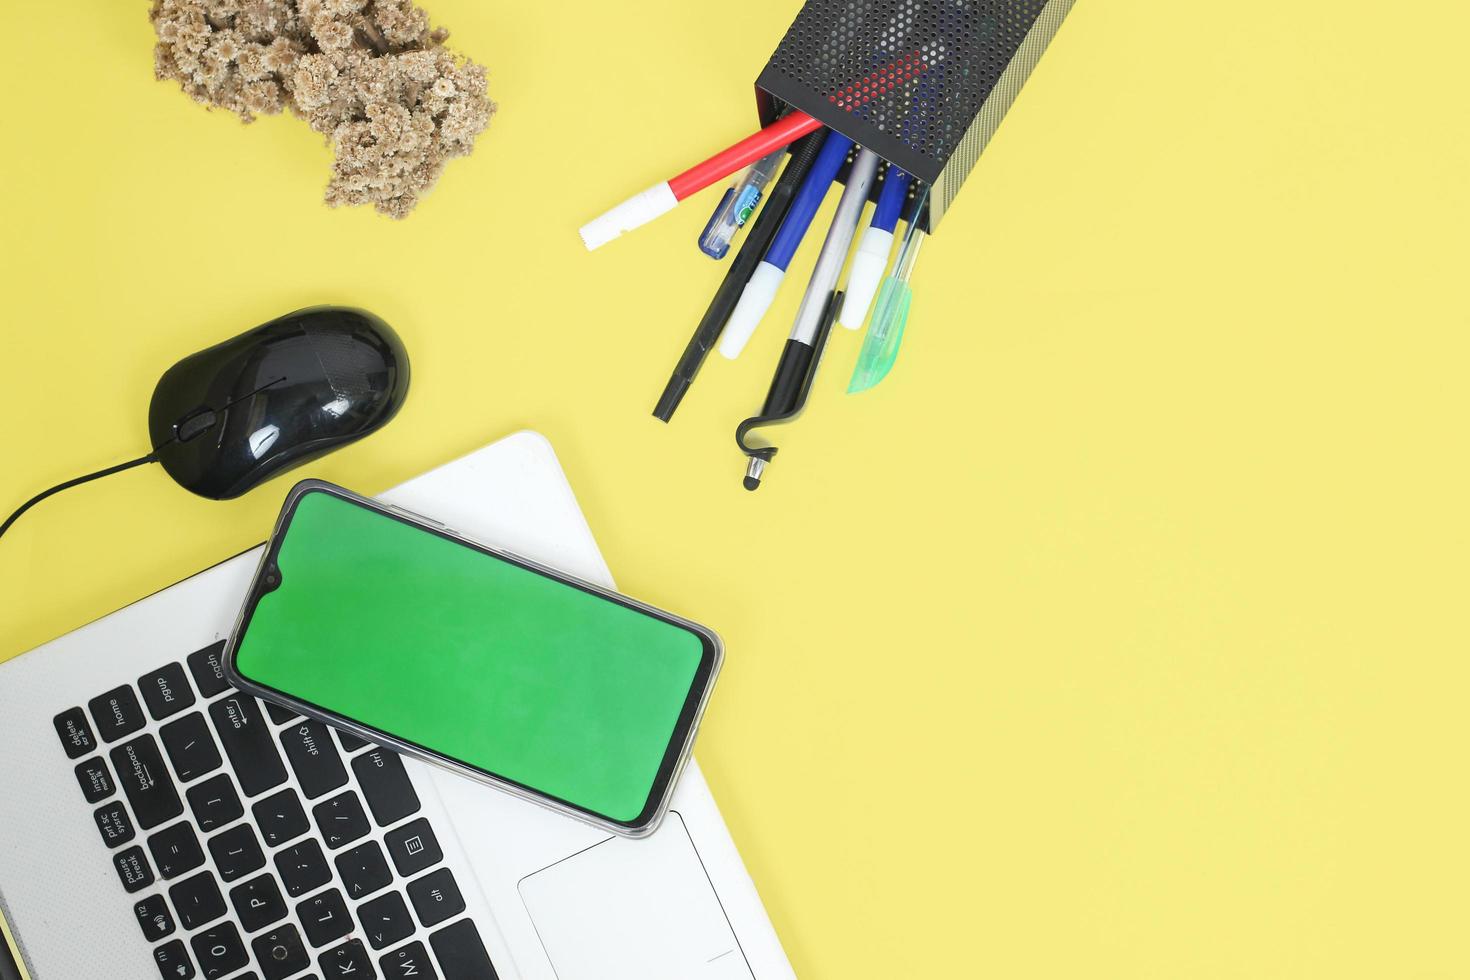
[580,53,927,251]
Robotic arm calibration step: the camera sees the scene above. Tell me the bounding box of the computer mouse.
[148,306,410,499]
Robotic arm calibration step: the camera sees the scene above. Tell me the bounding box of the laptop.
[0,431,795,980]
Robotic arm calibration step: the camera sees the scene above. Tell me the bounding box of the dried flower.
[150,0,495,217]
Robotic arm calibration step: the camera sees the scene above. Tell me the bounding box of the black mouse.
[149,306,410,499]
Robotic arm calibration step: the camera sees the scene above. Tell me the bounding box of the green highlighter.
[848,188,929,394]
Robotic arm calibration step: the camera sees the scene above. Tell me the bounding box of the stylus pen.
[737,290,844,490]
[653,131,827,423]
[734,149,879,483]
[579,53,927,251]
[717,132,855,360]
[838,164,911,329]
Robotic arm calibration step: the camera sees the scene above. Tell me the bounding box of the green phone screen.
[232,489,712,825]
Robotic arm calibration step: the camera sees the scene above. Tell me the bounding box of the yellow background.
[3,2,1468,977]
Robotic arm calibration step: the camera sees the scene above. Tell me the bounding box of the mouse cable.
[0,451,160,541]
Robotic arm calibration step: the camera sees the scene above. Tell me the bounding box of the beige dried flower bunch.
[151,0,495,218]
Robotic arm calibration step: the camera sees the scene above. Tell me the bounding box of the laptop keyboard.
[52,641,500,980]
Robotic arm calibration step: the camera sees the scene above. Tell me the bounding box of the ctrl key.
[114,845,155,893]
[153,937,195,979]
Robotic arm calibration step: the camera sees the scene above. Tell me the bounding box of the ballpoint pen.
[699,148,785,259]
[652,131,827,422]
[579,52,927,251]
[716,132,855,359]
[734,146,880,487]
[838,164,910,329]
[849,186,928,394]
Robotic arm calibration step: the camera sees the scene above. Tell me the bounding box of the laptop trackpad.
[518,812,753,980]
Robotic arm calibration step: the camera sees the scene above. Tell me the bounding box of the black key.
[88,685,146,743]
[186,774,243,833]
[153,938,195,979]
[53,706,97,758]
[280,720,349,800]
[161,712,222,783]
[110,734,184,830]
[335,840,392,900]
[208,823,265,882]
[299,888,353,947]
[94,800,136,848]
[429,920,498,980]
[187,641,230,698]
[252,788,310,847]
[265,702,300,725]
[210,695,288,797]
[312,791,370,850]
[384,818,443,878]
[359,891,415,950]
[74,757,115,803]
[381,941,438,980]
[252,924,311,980]
[134,893,176,941]
[140,662,197,721]
[275,838,333,898]
[407,868,465,929]
[169,870,227,930]
[353,750,421,827]
[319,939,374,979]
[148,822,206,880]
[190,921,248,979]
[335,729,368,753]
[114,845,154,893]
[230,873,288,933]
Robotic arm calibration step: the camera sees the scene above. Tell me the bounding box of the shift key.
[210,695,287,797]
[280,720,349,800]
[109,735,183,830]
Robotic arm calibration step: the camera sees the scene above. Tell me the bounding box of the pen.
[783,146,880,353]
[838,165,910,329]
[717,132,855,359]
[652,131,827,422]
[736,291,844,491]
[580,52,927,250]
[733,147,879,486]
[849,185,929,394]
[699,148,785,259]
[580,111,818,252]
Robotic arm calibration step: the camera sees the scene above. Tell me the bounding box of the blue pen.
[719,130,852,359]
[839,165,911,329]
[699,148,786,259]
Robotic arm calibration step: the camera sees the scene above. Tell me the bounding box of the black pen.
[652,129,827,422]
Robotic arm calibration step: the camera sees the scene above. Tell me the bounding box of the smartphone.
[224,480,722,837]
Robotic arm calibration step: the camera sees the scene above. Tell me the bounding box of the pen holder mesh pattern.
[756,0,1076,231]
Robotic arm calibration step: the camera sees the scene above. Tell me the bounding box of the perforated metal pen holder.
[755,0,1075,232]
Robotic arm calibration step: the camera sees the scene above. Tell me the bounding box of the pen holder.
[755,0,1076,232]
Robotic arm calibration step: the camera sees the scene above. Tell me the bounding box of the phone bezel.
[222,479,722,838]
